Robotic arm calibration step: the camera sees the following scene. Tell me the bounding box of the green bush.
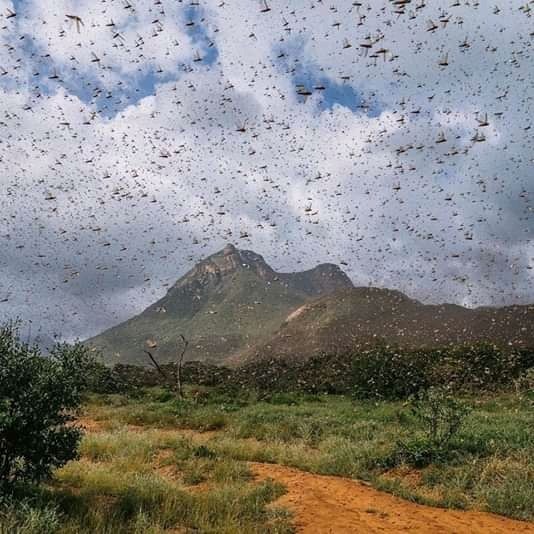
[0,323,92,490]
[394,387,471,467]
[514,368,534,398]
[99,342,533,400]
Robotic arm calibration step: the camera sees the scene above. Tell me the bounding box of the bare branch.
[143,350,168,380]
[178,334,189,363]
[175,335,189,399]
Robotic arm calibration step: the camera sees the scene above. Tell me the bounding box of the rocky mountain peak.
[222,243,237,256]
[167,245,354,298]
[200,245,274,279]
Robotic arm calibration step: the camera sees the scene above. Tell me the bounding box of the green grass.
[81,388,534,520]
[2,388,533,532]
[1,396,294,533]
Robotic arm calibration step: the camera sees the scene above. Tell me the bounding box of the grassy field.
[2,387,533,533]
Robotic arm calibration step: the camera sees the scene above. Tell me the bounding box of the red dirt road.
[251,462,534,534]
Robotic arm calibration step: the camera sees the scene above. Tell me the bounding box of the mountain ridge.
[87,244,354,365]
[87,245,534,366]
[237,287,534,364]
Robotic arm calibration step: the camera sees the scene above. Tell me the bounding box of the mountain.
[239,288,534,363]
[87,244,354,365]
[88,245,534,366]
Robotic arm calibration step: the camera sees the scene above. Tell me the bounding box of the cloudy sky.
[0,0,532,343]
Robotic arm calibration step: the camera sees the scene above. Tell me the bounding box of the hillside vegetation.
[244,289,534,363]
[91,343,534,402]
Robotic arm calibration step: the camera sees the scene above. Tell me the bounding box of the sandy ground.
[251,462,534,534]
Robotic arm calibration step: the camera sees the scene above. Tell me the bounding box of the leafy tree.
[0,323,92,490]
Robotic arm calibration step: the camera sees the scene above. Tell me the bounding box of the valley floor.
[3,389,533,533]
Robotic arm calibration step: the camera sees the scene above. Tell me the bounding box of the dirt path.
[77,418,533,532]
[251,462,534,534]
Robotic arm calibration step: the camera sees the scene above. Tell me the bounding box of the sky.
[0,0,532,344]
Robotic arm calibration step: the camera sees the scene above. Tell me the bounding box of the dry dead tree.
[144,334,189,399]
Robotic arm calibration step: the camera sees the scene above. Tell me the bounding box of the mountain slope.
[88,245,533,366]
[241,287,534,363]
[87,244,354,365]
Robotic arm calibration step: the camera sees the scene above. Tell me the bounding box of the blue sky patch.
[277,45,382,117]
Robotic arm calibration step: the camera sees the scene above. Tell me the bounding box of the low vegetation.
[1,324,533,532]
[3,384,529,532]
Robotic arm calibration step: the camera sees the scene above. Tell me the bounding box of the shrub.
[514,368,534,398]
[394,387,471,467]
[0,323,92,490]
[98,342,534,399]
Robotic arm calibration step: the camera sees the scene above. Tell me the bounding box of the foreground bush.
[393,387,471,467]
[0,323,93,490]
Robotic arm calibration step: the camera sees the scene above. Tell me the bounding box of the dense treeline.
[90,343,534,399]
